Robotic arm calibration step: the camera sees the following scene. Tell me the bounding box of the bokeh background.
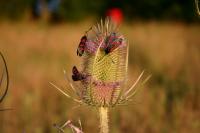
[0,0,200,133]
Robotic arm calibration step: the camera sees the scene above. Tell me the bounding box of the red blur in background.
[106,8,123,25]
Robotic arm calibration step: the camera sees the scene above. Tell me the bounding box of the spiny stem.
[99,107,109,133]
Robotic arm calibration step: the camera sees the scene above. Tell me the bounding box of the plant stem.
[99,107,109,133]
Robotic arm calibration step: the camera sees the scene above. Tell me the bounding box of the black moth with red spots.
[104,33,123,54]
[72,66,85,81]
[77,28,92,57]
[77,35,87,56]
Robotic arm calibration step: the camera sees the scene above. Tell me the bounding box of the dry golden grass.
[0,20,200,133]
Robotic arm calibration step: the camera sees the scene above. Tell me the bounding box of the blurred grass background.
[0,0,200,133]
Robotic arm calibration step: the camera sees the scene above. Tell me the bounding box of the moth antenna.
[85,27,92,35]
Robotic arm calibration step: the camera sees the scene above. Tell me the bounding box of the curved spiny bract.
[74,19,128,107]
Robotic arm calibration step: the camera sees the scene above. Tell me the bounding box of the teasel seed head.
[52,18,150,108]
[70,18,129,107]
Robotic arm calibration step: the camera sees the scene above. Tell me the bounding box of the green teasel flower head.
[72,18,129,107]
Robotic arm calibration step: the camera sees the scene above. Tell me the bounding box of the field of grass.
[0,20,200,133]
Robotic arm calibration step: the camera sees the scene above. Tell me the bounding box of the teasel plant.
[0,52,9,112]
[51,18,150,133]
